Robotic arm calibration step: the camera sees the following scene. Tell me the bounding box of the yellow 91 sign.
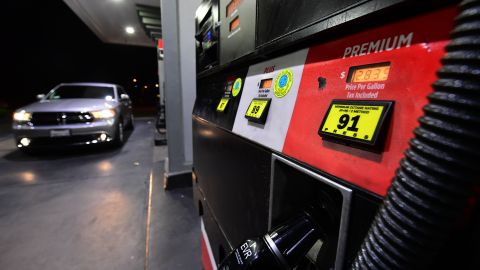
[320,104,385,142]
[216,98,229,112]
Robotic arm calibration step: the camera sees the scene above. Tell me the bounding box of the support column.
[160,0,200,187]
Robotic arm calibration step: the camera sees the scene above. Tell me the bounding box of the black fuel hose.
[351,1,480,269]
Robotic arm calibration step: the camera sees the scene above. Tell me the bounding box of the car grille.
[30,134,101,147]
[30,112,93,126]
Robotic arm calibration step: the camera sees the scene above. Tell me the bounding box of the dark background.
[1,0,159,120]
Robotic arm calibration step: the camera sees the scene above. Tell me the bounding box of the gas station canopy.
[63,0,161,47]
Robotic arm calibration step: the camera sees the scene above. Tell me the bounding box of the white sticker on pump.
[232,49,308,151]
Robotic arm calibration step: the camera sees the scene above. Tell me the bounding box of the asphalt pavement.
[0,118,200,270]
[0,118,10,141]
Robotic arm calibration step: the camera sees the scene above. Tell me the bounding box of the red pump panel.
[283,7,457,196]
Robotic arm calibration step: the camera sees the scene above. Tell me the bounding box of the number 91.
[337,114,360,132]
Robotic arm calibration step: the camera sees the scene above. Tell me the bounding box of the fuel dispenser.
[193,0,480,269]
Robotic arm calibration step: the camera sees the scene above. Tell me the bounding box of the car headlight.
[13,110,32,122]
[91,109,116,119]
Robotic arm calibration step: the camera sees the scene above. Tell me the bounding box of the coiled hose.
[351,1,480,269]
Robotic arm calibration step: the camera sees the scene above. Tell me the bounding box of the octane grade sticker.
[274,69,293,98]
[245,99,269,119]
[321,104,384,141]
[217,98,230,112]
[232,78,242,97]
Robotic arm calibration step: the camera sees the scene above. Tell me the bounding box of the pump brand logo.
[274,69,293,98]
[264,65,275,73]
[232,78,242,97]
[343,32,413,58]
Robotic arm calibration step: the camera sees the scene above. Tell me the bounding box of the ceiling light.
[125,26,135,34]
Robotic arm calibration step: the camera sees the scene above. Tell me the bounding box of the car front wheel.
[126,114,134,130]
[113,121,124,147]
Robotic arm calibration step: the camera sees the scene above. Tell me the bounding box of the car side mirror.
[120,94,130,100]
[36,94,45,100]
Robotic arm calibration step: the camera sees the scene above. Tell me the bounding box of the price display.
[245,98,271,124]
[347,62,390,83]
[230,16,240,32]
[260,78,273,89]
[318,100,394,151]
[226,0,241,17]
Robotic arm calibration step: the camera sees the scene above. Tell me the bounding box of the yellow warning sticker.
[321,104,384,141]
[232,78,242,97]
[274,69,293,98]
[216,98,230,112]
[245,99,269,119]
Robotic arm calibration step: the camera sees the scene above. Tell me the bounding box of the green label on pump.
[232,78,242,97]
[274,69,293,98]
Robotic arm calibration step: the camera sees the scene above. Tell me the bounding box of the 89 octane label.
[245,99,269,119]
[321,104,384,141]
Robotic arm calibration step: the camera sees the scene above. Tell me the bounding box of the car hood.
[18,99,118,113]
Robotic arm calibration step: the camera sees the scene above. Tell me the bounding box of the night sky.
[2,1,159,111]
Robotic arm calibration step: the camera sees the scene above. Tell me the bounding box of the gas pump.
[218,209,323,269]
[193,0,480,269]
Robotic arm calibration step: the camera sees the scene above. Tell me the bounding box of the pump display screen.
[318,100,394,150]
[230,16,240,31]
[245,98,271,124]
[347,62,390,83]
[226,0,241,17]
[260,78,273,89]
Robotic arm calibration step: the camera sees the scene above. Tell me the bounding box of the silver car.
[12,82,134,149]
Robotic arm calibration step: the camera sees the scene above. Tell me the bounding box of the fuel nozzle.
[218,210,323,270]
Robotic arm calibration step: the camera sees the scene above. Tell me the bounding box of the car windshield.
[47,85,115,100]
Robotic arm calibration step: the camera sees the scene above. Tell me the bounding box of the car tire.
[113,120,125,147]
[126,114,134,130]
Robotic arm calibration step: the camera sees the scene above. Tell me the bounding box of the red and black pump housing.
[193,0,479,269]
